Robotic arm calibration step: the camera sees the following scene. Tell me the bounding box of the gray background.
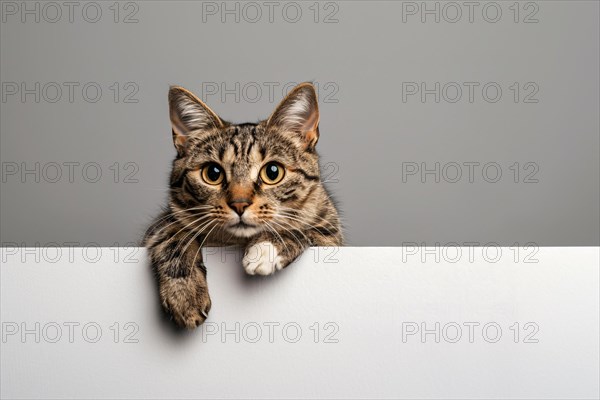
[1,0,598,246]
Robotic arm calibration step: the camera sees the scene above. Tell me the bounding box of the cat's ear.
[168,86,224,153]
[267,82,320,150]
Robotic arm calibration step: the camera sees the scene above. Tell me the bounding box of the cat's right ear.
[168,86,224,154]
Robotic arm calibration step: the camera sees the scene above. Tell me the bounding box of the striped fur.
[143,83,342,329]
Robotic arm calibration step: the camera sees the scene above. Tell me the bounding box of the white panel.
[1,247,598,399]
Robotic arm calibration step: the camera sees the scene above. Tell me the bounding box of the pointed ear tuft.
[267,82,320,150]
[168,86,224,153]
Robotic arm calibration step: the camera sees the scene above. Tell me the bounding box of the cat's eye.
[260,162,285,185]
[201,163,224,185]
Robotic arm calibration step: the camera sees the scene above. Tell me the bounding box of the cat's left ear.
[168,86,224,154]
[266,82,320,150]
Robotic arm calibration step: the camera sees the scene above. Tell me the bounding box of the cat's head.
[167,82,323,239]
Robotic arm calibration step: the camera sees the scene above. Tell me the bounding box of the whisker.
[278,206,344,230]
[269,218,307,249]
[275,214,336,243]
[276,211,339,236]
[191,222,221,268]
[163,213,213,244]
[153,212,212,239]
[148,206,213,234]
[264,221,289,255]
[166,218,215,265]
[181,220,216,255]
[277,210,347,236]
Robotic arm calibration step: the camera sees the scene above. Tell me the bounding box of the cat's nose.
[228,199,252,216]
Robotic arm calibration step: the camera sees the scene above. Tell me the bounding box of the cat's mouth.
[225,220,262,238]
[230,221,256,229]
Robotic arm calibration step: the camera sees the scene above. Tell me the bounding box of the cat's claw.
[160,275,212,329]
[243,241,283,275]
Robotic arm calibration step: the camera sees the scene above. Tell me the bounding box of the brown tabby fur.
[143,83,342,329]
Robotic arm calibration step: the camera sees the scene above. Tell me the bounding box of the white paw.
[243,241,283,275]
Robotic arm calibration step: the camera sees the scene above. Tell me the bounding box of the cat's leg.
[306,226,344,247]
[242,215,343,276]
[242,231,310,276]
[146,226,211,329]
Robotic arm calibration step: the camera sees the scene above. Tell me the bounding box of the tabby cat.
[143,82,343,329]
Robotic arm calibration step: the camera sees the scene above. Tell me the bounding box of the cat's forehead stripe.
[222,146,235,177]
[190,123,301,170]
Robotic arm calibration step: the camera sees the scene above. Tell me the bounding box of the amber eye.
[201,163,224,185]
[260,162,285,185]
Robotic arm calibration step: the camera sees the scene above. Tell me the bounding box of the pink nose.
[228,200,251,216]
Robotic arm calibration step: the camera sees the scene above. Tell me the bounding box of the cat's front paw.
[160,274,211,329]
[243,241,283,275]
